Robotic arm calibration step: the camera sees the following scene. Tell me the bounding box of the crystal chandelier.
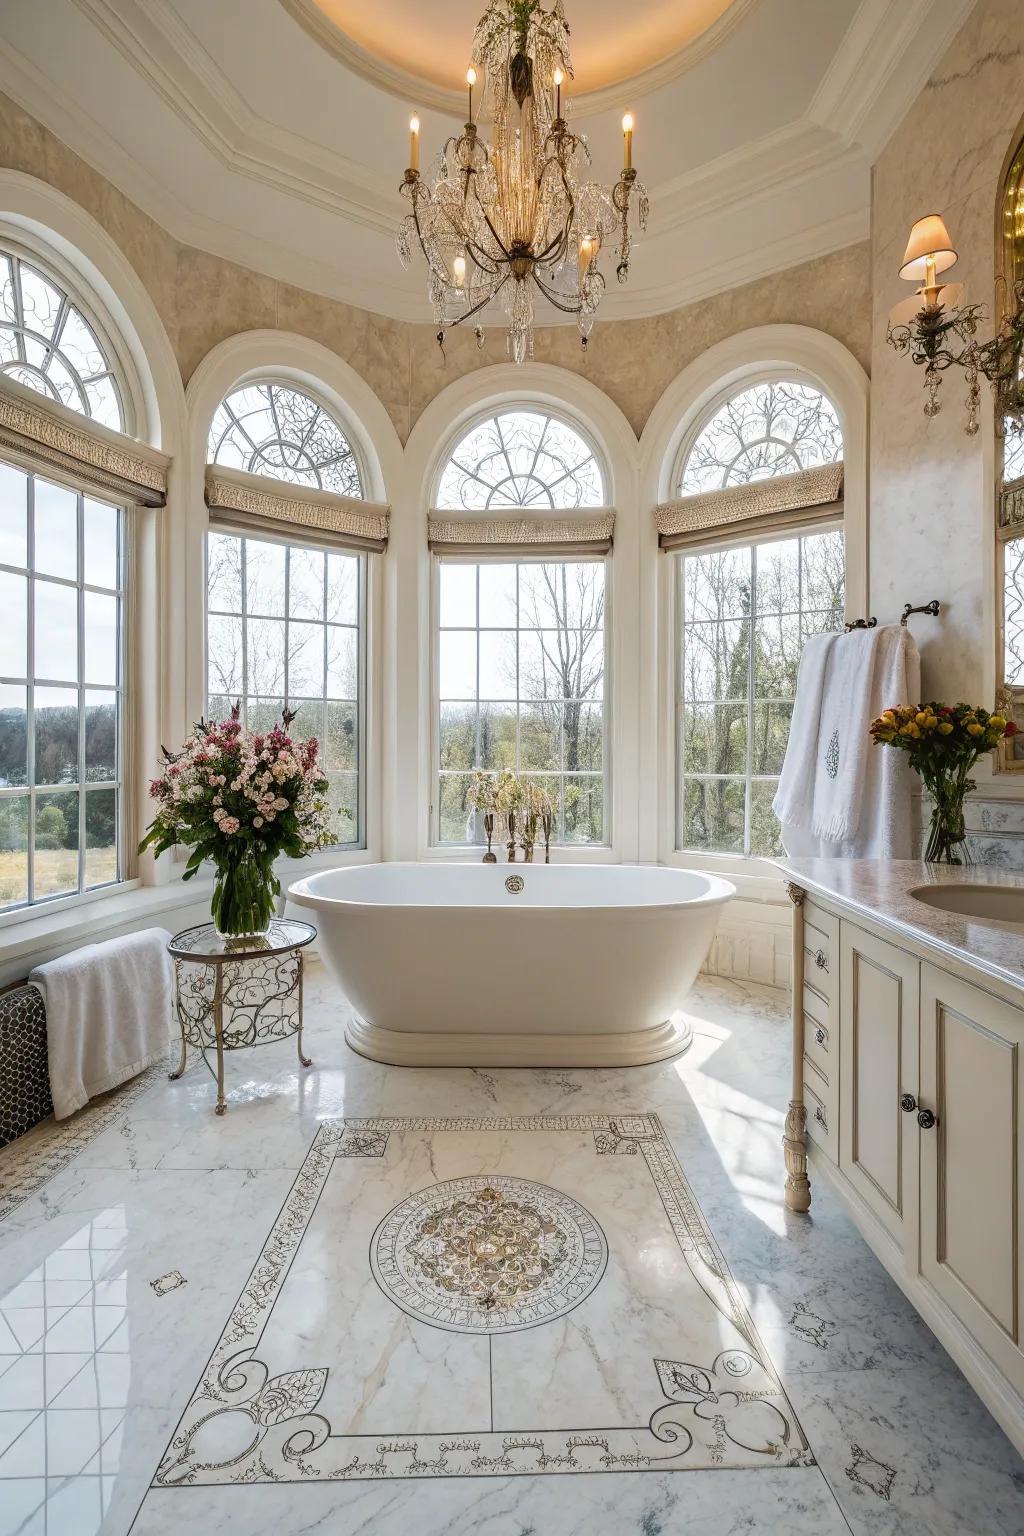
[397,0,648,364]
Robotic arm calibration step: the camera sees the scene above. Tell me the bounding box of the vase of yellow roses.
[869,702,1016,864]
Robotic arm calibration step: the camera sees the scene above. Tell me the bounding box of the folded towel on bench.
[30,927,173,1120]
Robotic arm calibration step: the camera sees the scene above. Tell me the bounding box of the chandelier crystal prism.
[396,0,648,364]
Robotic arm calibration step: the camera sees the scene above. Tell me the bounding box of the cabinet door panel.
[919,965,1024,1387]
[839,923,919,1251]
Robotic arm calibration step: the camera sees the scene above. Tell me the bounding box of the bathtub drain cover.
[370,1175,607,1334]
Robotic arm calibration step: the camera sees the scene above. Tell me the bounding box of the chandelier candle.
[396,0,648,363]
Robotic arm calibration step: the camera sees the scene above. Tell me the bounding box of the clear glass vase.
[922,773,971,865]
[211,847,279,940]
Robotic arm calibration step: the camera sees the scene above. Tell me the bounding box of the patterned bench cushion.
[0,984,52,1148]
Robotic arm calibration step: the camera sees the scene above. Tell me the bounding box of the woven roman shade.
[205,464,390,553]
[655,462,844,551]
[427,509,614,557]
[0,375,168,507]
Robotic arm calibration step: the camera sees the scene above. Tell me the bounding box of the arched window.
[205,380,367,848]
[0,245,126,431]
[436,409,604,511]
[432,408,608,848]
[998,130,1024,734]
[679,379,843,494]
[208,381,363,498]
[675,377,845,859]
[0,241,133,912]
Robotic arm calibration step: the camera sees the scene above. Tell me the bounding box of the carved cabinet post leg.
[784,882,811,1213]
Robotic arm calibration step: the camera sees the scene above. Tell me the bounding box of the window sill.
[664,849,788,904]
[0,877,215,978]
[0,846,375,978]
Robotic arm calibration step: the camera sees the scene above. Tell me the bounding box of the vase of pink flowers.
[140,704,333,938]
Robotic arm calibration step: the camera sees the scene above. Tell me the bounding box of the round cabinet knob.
[815,1027,826,1046]
[900,1094,917,1113]
[917,1107,937,1130]
[814,950,828,970]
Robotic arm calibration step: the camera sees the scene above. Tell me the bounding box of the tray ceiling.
[0,0,978,325]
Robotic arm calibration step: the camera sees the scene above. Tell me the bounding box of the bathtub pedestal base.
[344,1013,693,1069]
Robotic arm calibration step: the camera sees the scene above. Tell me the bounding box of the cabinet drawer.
[803,1002,833,1082]
[804,1062,837,1163]
[804,900,838,1001]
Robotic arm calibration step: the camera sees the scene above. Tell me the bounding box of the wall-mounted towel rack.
[844,600,941,632]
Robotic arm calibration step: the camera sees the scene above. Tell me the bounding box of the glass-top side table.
[168,919,317,1116]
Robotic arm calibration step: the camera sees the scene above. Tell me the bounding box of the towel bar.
[844,600,941,632]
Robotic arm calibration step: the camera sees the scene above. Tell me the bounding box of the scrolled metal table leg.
[296,948,312,1068]
[169,960,187,1081]
[214,964,227,1115]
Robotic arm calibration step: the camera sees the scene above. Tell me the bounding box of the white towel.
[31,927,173,1120]
[771,631,836,835]
[775,624,920,860]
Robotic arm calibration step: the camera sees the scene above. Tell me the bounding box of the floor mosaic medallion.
[154,1114,812,1485]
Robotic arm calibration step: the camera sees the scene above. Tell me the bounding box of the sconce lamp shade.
[899,214,958,281]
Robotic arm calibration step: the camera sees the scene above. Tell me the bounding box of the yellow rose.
[990,714,1006,730]
[915,711,930,725]
[966,722,983,736]
[937,721,954,735]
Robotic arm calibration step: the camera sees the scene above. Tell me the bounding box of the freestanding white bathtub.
[288,862,734,1068]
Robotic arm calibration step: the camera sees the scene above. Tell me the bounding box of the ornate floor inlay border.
[0,1060,169,1222]
[154,1114,812,1485]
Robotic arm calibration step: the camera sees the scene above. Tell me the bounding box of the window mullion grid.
[283,542,291,713]
[26,473,35,904]
[77,489,86,897]
[474,563,482,773]
[356,553,366,848]
[744,546,757,858]
[240,537,249,729]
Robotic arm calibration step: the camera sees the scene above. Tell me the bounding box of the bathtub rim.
[287,860,737,914]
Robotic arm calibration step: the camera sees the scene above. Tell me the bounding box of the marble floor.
[0,968,1022,1536]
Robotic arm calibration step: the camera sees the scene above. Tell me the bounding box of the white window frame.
[0,467,126,912]
[203,527,368,852]
[429,551,611,849]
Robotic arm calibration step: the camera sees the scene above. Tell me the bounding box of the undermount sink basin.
[909,883,1024,927]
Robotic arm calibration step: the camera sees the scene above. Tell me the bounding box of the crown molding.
[275,0,764,120]
[68,0,400,236]
[808,0,978,163]
[0,33,868,326]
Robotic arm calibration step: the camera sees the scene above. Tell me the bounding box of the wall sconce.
[886,212,1024,436]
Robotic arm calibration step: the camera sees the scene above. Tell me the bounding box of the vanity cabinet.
[788,889,1024,1452]
[918,964,1024,1396]
[838,924,919,1248]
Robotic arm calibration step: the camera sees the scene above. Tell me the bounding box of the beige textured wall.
[870,0,1024,701]
[0,88,870,444]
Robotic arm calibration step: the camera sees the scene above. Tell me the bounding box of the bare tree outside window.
[206,530,363,847]
[437,560,605,845]
[208,382,363,499]
[681,380,843,494]
[677,380,844,857]
[206,378,366,844]
[436,410,603,511]
[434,409,608,845]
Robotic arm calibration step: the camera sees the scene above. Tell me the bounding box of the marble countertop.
[773,858,1024,997]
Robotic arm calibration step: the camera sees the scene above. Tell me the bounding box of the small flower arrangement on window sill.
[869,702,1016,863]
[140,703,333,938]
[468,771,556,864]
